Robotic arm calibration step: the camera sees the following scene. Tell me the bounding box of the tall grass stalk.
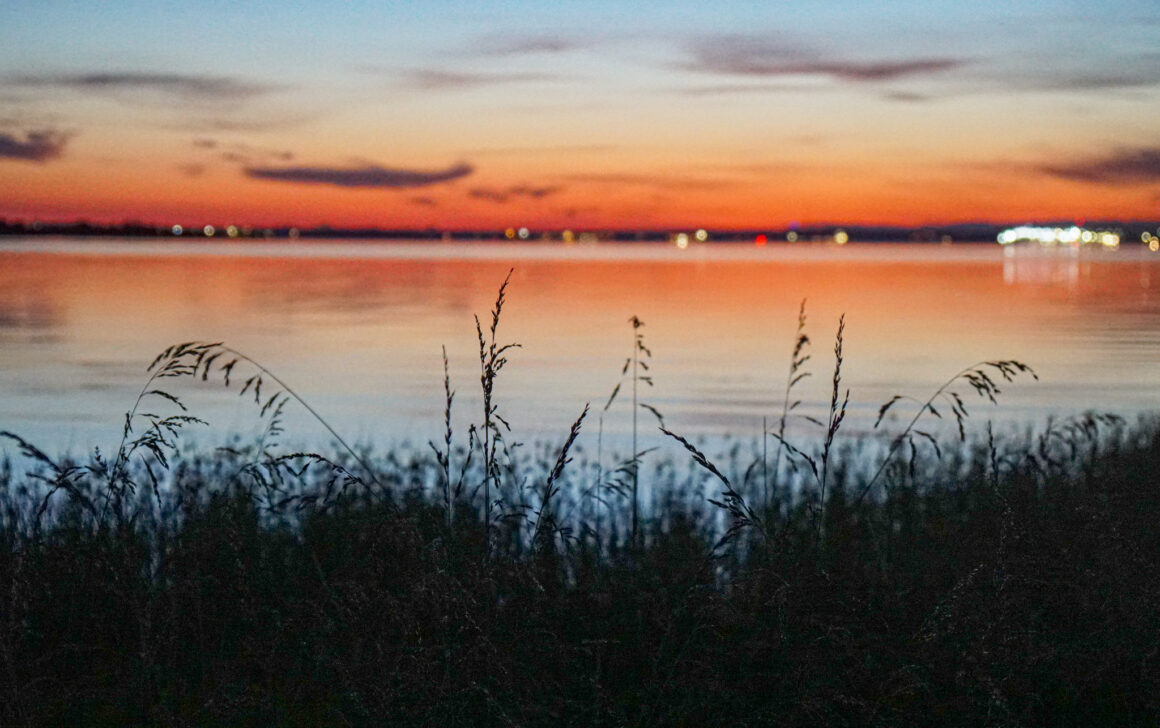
[816,315,849,539]
[855,359,1038,505]
[431,345,455,530]
[769,298,819,505]
[82,340,383,523]
[631,315,642,546]
[475,268,518,558]
[531,404,588,551]
[626,315,660,548]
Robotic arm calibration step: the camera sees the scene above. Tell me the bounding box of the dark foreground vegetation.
[2,278,1158,726]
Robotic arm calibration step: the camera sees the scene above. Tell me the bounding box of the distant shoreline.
[4,219,1159,244]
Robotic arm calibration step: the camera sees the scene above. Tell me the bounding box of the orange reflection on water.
[1,241,1158,455]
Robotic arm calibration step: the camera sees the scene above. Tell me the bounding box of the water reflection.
[1002,245,1082,286]
[1,240,1158,457]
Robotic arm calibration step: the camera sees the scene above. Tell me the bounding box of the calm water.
[1,237,1159,459]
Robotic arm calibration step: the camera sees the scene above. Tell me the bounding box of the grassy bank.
[1,276,1158,726]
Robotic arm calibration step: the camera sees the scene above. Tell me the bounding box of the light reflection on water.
[1,238,1158,459]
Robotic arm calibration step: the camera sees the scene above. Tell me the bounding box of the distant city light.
[203,224,215,237]
[171,224,183,236]
[997,225,1119,248]
[504,227,516,239]
[226,225,239,238]
[675,232,689,249]
[834,229,849,245]
[694,228,708,242]
[786,231,799,242]
[755,234,767,246]
[562,229,575,243]
[517,227,530,240]
[1151,239,1160,253]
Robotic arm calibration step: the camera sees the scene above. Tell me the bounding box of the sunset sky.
[1,1,1158,230]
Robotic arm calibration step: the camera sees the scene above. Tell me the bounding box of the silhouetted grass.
[1,276,1157,726]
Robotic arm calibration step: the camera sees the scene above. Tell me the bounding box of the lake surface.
[2,237,1159,460]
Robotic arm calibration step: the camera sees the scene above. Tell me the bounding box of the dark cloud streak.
[468,185,561,203]
[1040,147,1160,184]
[473,33,584,56]
[402,69,555,90]
[684,35,965,83]
[245,162,473,189]
[1020,70,1160,92]
[883,90,932,102]
[0,128,69,162]
[14,71,281,100]
[219,143,294,166]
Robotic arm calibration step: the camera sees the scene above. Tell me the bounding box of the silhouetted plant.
[474,268,519,558]
[625,315,663,547]
[767,298,822,503]
[856,359,1039,505]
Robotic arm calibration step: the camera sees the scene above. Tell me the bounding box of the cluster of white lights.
[170,224,244,237]
[997,225,1119,248]
[671,229,709,249]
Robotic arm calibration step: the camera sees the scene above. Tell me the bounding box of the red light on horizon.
[755,234,767,246]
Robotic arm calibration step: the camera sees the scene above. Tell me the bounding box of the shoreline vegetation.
[2,273,1158,726]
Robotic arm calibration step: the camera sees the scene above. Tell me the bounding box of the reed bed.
[0,273,1157,726]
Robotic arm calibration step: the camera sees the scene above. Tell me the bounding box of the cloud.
[182,115,311,133]
[509,184,559,198]
[473,33,585,56]
[883,90,932,102]
[402,69,555,90]
[410,196,437,206]
[177,163,205,177]
[0,128,69,162]
[468,188,509,203]
[192,138,217,149]
[219,143,294,166]
[468,184,561,203]
[15,71,280,101]
[1017,69,1160,92]
[1039,146,1160,184]
[683,35,965,83]
[245,162,474,189]
[1053,73,1159,91]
